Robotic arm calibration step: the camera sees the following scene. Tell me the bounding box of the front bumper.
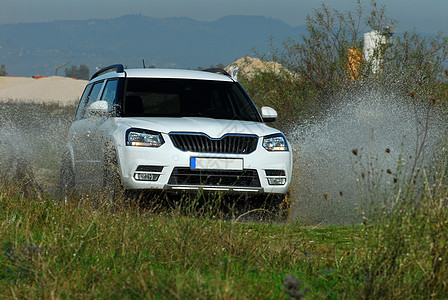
[116,136,292,195]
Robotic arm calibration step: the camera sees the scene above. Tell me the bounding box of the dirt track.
[0,76,88,105]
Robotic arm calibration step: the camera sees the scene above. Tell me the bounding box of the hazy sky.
[1,0,447,33]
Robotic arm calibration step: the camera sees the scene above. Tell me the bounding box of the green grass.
[0,179,366,299]
[2,174,446,299]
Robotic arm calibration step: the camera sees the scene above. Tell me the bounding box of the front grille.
[168,167,261,187]
[169,133,258,154]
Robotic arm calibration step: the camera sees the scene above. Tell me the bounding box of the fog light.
[134,173,160,181]
[267,177,286,185]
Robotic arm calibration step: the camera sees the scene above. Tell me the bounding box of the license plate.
[190,157,243,170]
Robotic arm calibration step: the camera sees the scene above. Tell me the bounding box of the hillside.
[0,15,306,77]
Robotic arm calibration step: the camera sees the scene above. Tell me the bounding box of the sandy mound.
[225,56,291,79]
[0,76,88,105]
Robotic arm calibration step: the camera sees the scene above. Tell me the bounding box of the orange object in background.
[348,49,362,80]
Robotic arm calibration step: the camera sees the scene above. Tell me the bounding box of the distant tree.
[0,64,7,76]
[65,64,90,80]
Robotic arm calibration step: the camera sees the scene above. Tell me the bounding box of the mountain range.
[0,15,307,77]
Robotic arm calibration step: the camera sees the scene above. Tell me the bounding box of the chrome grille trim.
[169,132,258,154]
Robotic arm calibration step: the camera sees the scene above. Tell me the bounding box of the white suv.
[60,64,292,208]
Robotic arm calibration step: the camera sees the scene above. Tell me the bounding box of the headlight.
[126,128,164,147]
[262,133,288,151]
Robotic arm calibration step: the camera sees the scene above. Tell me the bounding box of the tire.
[263,193,291,221]
[58,154,75,203]
[103,148,123,205]
[237,193,290,222]
[274,193,291,221]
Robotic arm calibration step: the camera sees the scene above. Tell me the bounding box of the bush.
[342,145,448,298]
[239,68,318,132]
[248,0,448,124]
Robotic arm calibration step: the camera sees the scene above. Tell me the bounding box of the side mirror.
[88,100,109,116]
[261,106,277,122]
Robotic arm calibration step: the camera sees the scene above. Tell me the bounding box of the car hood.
[119,117,281,138]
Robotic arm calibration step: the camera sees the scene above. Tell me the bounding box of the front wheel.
[58,155,75,203]
[261,193,291,221]
[103,149,123,206]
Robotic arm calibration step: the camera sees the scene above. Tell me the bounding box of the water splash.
[288,88,446,225]
[0,103,74,192]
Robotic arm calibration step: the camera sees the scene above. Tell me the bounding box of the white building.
[363,31,387,74]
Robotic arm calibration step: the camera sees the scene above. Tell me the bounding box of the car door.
[87,78,119,182]
[70,80,104,187]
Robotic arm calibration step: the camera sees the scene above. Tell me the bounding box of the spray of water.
[288,87,446,225]
[0,102,74,193]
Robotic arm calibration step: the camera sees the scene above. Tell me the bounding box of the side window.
[101,79,118,112]
[83,81,104,118]
[75,84,93,120]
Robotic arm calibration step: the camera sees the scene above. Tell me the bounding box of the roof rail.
[203,68,232,78]
[90,64,125,80]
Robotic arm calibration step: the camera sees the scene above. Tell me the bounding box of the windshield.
[122,78,262,122]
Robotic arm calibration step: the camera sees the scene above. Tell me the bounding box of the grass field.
[1,102,448,298]
[0,182,361,299]
[1,175,447,299]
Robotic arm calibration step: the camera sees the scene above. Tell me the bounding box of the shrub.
[247,0,448,125]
